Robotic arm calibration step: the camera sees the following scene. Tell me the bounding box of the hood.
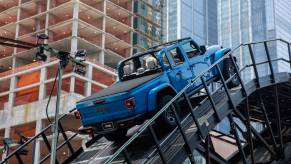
[204,45,221,56]
[79,72,162,102]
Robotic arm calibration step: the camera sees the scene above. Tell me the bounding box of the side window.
[169,47,184,66]
[182,41,200,59]
[161,52,170,68]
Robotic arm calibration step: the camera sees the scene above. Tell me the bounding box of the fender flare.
[211,48,231,75]
[214,48,231,62]
[147,84,177,112]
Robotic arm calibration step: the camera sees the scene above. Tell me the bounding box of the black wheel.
[223,58,240,88]
[157,95,181,130]
[104,129,128,142]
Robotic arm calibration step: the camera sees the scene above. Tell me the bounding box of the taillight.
[74,111,81,119]
[124,97,135,110]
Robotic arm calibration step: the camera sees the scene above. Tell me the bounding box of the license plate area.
[102,122,114,130]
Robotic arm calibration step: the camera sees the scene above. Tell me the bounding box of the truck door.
[165,46,194,91]
[181,41,210,77]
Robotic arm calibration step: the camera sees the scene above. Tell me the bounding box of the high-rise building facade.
[218,0,291,79]
[133,0,163,52]
[0,0,162,163]
[164,0,218,45]
[163,1,218,163]
[215,0,291,143]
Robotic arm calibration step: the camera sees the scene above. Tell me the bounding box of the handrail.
[0,108,76,163]
[105,38,291,163]
[242,38,290,45]
[239,57,289,74]
[104,44,243,163]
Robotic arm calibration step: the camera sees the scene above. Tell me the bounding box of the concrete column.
[33,67,47,164]
[44,0,51,61]
[85,65,93,96]
[12,0,22,68]
[35,1,42,31]
[2,0,20,160]
[71,0,79,52]
[38,68,47,100]
[130,0,134,56]
[70,0,79,94]
[2,76,17,160]
[70,76,75,95]
[100,0,106,64]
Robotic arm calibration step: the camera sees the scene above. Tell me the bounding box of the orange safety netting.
[15,71,40,104]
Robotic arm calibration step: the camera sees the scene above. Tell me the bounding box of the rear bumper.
[89,113,146,134]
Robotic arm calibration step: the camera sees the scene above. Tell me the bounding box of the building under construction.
[0,0,163,163]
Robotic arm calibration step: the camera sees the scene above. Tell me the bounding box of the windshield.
[119,52,162,81]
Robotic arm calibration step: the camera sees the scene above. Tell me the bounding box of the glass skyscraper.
[164,2,218,163]
[164,0,218,45]
[218,0,291,79]
[133,0,163,53]
[216,0,290,149]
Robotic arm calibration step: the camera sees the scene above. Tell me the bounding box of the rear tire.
[223,58,240,88]
[104,129,128,142]
[157,95,181,130]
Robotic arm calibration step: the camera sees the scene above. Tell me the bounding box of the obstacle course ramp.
[2,39,291,164]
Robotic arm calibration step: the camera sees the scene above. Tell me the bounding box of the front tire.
[223,58,240,88]
[157,95,181,130]
[104,129,128,142]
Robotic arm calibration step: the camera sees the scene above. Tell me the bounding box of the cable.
[45,68,59,124]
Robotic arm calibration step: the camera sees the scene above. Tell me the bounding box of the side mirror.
[200,45,207,54]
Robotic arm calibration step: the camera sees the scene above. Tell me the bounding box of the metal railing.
[104,38,291,163]
[0,109,78,164]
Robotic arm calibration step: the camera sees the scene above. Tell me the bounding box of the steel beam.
[248,44,260,87]
[259,94,277,151]
[172,104,195,164]
[229,114,247,164]
[149,125,167,164]
[245,97,255,163]
[264,42,275,82]
[274,85,284,157]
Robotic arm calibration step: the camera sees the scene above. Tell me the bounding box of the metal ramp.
[1,39,291,164]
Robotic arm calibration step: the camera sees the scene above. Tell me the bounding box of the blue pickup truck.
[76,37,238,141]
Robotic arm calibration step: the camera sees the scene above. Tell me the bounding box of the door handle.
[176,71,182,78]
